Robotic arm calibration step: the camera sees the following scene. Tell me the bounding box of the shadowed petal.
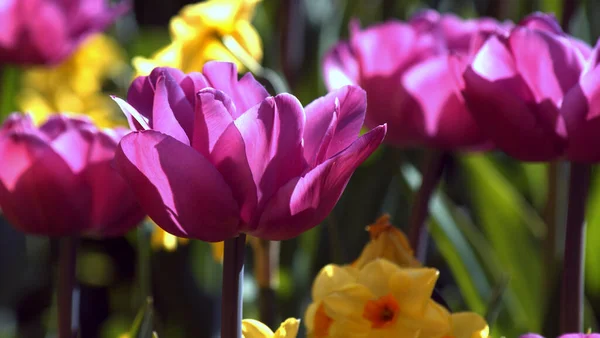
[253,125,386,240]
[152,73,193,144]
[192,88,236,156]
[234,94,307,210]
[0,132,88,235]
[114,130,240,242]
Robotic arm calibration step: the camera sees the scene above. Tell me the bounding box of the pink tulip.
[323,10,506,150]
[0,114,145,236]
[111,62,386,242]
[462,13,593,161]
[0,0,127,65]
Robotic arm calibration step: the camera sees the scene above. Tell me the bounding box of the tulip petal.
[84,132,145,236]
[563,65,600,162]
[350,21,436,78]
[234,94,307,210]
[114,130,240,242]
[193,89,258,224]
[202,61,269,117]
[509,27,584,105]
[0,132,87,235]
[29,2,69,63]
[152,73,194,144]
[463,36,566,160]
[111,96,151,130]
[403,55,486,149]
[192,88,236,155]
[323,41,360,90]
[303,86,366,165]
[180,72,210,106]
[253,125,386,240]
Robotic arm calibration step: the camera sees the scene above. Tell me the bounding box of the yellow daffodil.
[17,34,126,127]
[353,214,421,269]
[305,259,449,338]
[133,0,262,76]
[242,318,300,338]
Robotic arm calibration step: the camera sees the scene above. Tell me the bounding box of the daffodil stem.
[58,236,78,338]
[408,150,449,262]
[559,162,590,334]
[255,238,279,328]
[221,234,246,338]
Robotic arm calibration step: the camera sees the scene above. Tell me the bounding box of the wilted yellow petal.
[353,215,421,269]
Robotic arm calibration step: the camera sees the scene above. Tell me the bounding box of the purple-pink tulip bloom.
[111,62,386,242]
[323,10,507,150]
[0,0,127,65]
[462,13,597,162]
[0,114,145,237]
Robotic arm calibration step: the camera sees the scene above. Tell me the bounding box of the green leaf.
[460,154,545,332]
[400,163,490,313]
[585,169,600,297]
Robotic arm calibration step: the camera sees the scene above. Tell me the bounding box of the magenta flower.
[0,0,127,65]
[0,114,145,237]
[323,10,506,150]
[111,62,386,242]
[461,13,594,161]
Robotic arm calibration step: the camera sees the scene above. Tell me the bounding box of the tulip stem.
[559,162,591,334]
[221,234,246,338]
[407,150,450,262]
[253,238,279,328]
[58,236,78,338]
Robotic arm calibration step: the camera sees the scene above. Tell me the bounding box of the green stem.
[138,221,153,301]
[254,238,279,328]
[407,150,449,261]
[58,236,78,338]
[221,234,246,338]
[559,162,591,333]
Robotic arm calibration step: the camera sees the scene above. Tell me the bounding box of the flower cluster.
[304,216,488,338]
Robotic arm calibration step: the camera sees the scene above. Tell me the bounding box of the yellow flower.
[353,214,421,269]
[17,34,126,127]
[305,259,449,338]
[133,0,262,76]
[149,219,189,252]
[443,312,489,338]
[242,318,300,338]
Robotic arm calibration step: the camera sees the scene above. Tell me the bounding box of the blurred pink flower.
[0,114,145,236]
[111,62,386,242]
[0,0,127,65]
[461,13,597,162]
[323,9,507,150]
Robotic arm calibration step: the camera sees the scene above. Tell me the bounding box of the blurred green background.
[2,0,600,337]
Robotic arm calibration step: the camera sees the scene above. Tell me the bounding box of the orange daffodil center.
[305,216,490,338]
[362,293,400,328]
